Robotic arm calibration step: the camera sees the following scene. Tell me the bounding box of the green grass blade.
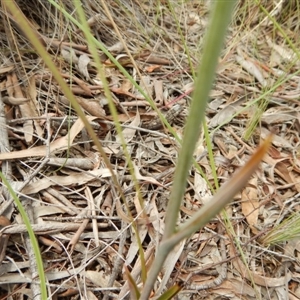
[140,1,237,299]
[0,172,47,299]
[156,284,182,300]
[163,0,237,240]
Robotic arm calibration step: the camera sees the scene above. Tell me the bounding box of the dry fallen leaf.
[0,116,97,160]
[22,168,113,194]
[77,53,91,80]
[241,177,259,229]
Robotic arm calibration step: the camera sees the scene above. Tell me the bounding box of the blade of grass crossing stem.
[0,172,47,299]
[162,0,237,240]
[144,135,272,300]
[140,135,272,300]
[166,134,273,248]
[139,2,237,299]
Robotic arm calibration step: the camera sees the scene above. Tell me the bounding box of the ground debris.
[0,0,299,299]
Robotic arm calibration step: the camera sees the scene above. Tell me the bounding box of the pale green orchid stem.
[140,1,237,299]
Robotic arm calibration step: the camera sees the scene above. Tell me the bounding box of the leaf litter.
[0,1,300,299]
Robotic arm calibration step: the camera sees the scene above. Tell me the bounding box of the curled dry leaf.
[61,48,78,64]
[77,53,91,80]
[133,162,164,187]
[266,36,296,63]
[107,41,124,53]
[209,97,244,128]
[236,47,268,87]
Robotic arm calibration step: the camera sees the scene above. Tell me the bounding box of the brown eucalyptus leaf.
[77,53,91,80]
[241,177,259,228]
[0,116,97,160]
